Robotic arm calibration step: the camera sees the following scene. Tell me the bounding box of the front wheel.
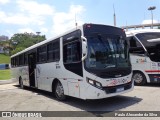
[132,72,147,86]
[54,81,66,101]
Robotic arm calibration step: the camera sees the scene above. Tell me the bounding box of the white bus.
[11,23,133,100]
[126,29,160,85]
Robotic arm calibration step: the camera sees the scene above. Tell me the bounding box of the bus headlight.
[87,78,102,89]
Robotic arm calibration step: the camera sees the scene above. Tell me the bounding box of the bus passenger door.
[28,52,36,87]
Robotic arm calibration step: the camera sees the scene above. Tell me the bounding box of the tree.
[10,32,46,55]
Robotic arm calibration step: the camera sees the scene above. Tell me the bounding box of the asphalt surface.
[0,83,160,120]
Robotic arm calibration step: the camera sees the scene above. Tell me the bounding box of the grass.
[0,69,11,80]
[0,54,10,64]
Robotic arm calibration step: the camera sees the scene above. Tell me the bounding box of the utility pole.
[75,13,78,29]
[113,4,116,27]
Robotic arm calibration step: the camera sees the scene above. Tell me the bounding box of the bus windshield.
[136,32,160,47]
[85,34,129,70]
[136,32,160,62]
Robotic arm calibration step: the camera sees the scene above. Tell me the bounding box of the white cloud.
[40,28,48,34]
[3,14,32,25]
[18,28,35,33]
[0,0,54,25]
[0,0,10,4]
[16,0,54,16]
[0,1,86,39]
[0,11,43,25]
[142,19,158,24]
[52,5,85,36]
[0,11,6,23]
[5,30,13,38]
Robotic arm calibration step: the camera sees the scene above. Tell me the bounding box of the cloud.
[40,28,48,34]
[16,0,54,16]
[52,5,85,36]
[0,11,43,25]
[0,0,10,4]
[0,0,86,39]
[0,0,53,25]
[142,19,158,24]
[18,28,35,33]
[1,13,32,25]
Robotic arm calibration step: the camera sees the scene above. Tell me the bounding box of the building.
[0,35,9,41]
[0,35,9,54]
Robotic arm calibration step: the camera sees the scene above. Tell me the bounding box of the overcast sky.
[0,0,160,39]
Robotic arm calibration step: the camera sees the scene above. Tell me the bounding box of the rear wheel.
[132,72,147,86]
[19,78,24,89]
[54,81,66,101]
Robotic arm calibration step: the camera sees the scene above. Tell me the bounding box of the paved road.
[0,83,160,120]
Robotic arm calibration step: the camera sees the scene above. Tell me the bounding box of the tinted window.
[64,42,81,63]
[47,40,60,61]
[11,58,14,67]
[15,56,19,66]
[37,46,47,62]
[24,53,28,65]
[129,37,142,47]
[128,37,145,54]
[135,32,160,47]
[19,54,24,66]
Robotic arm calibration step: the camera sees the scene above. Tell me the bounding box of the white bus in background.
[11,23,133,100]
[126,29,160,85]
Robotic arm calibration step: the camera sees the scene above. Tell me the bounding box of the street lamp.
[36,32,41,35]
[148,6,156,29]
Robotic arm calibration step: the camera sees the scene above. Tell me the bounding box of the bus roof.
[11,25,83,58]
[126,29,160,37]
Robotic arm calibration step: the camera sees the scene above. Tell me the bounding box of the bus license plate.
[116,87,124,92]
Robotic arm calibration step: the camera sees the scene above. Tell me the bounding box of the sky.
[0,0,160,39]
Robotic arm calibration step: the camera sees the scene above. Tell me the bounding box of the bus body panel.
[11,66,29,86]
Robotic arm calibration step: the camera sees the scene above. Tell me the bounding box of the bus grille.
[103,81,132,94]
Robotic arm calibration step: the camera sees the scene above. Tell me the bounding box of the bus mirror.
[81,36,88,61]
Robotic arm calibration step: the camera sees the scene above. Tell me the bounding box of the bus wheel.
[54,81,66,101]
[132,72,146,86]
[19,78,24,89]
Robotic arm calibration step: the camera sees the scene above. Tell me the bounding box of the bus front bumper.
[85,81,134,100]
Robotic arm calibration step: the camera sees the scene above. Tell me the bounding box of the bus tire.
[132,71,147,86]
[53,80,66,101]
[19,77,24,89]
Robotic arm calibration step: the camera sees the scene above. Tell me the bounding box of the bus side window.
[129,37,145,55]
[11,58,14,67]
[19,54,24,66]
[37,46,47,63]
[64,42,81,63]
[24,53,28,65]
[129,37,137,47]
[47,40,60,62]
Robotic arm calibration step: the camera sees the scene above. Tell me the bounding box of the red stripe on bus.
[145,70,160,73]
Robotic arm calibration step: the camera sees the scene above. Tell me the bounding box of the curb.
[0,79,16,85]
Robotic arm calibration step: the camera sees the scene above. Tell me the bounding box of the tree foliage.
[10,32,46,55]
